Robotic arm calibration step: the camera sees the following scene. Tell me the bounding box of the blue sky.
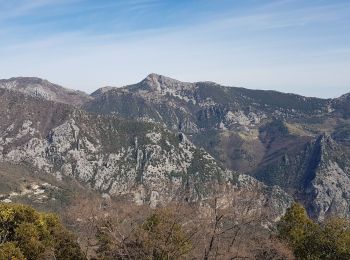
[0,0,349,97]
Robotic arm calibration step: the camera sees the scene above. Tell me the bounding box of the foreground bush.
[0,203,85,260]
[67,194,294,259]
[0,242,26,260]
[278,203,350,259]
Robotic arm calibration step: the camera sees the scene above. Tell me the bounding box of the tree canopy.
[0,203,85,260]
[278,203,350,259]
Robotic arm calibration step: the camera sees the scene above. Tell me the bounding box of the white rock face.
[311,161,350,220]
[146,132,162,143]
[0,113,213,205]
[223,111,266,128]
[0,110,292,219]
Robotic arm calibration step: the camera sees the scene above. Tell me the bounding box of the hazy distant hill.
[0,77,92,106]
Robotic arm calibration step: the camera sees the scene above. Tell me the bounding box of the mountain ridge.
[93,73,336,100]
[2,74,346,100]
[1,73,349,220]
[83,74,350,220]
[0,87,291,222]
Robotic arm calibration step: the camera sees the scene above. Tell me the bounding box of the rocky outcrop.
[252,131,350,221]
[303,134,350,220]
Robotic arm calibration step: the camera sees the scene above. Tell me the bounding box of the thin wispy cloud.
[0,0,349,97]
[0,0,73,18]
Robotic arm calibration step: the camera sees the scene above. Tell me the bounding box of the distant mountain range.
[0,74,349,221]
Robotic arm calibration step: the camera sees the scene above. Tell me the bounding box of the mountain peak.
[144,73,174,80]
[146,73,162,79]
[143,73,180,85]
[140,73,193,92]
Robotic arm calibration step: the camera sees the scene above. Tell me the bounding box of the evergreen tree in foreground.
[0,203,85,260]
[278,203,350,259]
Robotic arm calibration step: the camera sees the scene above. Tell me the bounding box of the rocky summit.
[1,74,350,221]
